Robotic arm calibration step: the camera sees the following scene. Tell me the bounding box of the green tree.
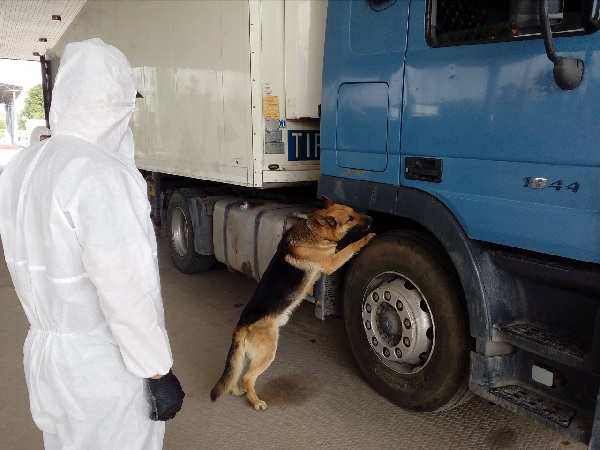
[17,111,26,130]
[21,84,45,122]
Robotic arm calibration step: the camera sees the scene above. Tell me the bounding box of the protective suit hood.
[49,38,136,160]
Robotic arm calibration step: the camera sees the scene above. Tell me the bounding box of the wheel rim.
[171,206,189,257]
[362,272,434,374]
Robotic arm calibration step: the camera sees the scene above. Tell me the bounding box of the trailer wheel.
[167,189,215,273]
[343,231,471,412]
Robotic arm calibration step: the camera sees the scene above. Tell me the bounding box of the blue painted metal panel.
[320,0,409,186]
[322,0,600,263]
[349,0,407,55]
[401,1,600,263]
[336,82,389,171]
[404,157,600,262]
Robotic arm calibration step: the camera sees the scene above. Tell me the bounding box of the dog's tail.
[210,328,245,402]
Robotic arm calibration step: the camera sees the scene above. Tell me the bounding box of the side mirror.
[539,0,584,90]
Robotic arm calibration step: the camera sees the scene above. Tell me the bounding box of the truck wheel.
[343,231,472,412]
[167,189,215,273]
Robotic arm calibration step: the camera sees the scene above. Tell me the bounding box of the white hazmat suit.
[0,39,173,449]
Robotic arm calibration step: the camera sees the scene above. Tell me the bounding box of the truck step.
[490,385,575,427]
[496,322,590,368]
[471,383,592,443]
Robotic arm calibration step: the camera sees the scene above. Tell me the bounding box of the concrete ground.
[0,235,586,449]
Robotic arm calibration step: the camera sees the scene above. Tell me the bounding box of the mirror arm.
[539,0,584,90]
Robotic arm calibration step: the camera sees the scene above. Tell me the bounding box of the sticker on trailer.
[288,130,320,161]
[263,95,280,119]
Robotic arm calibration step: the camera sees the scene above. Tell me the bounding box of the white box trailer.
[48,0,325,188]
[47,0,336,316]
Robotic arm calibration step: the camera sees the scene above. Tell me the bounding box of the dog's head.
[308,196,372,242]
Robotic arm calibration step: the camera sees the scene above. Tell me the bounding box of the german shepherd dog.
[210,197,375,410]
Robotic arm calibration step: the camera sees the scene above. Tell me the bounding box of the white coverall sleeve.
[74,168,173,378]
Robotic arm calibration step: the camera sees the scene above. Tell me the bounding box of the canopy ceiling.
[0,0,87,61]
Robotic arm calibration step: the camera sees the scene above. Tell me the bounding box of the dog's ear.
[315,214,337,228]
[322,196,335,209]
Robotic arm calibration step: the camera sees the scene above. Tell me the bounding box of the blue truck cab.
[318,0,600,444]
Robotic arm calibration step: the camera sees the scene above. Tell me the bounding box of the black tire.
[343,230,472,412]
[167,189,215,274]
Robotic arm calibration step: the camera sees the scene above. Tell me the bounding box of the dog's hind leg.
[231,384,246,396]
[243,326,278,411]
[210,329,246,401]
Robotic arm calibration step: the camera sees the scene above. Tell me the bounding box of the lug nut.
[383,347,390,358]
[365,320,371,330]
[372,292,379,302]
[395,348,403,358]
[403,337,411,347]
[384,291,391,301]
[365,303,372,313]
[396,300,403,310]
[372,337,378,347]
[404,318,411,329]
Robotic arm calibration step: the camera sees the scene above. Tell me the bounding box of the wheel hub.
[378,302,400,340]
[171,206,189,257]
[362,276,433,369]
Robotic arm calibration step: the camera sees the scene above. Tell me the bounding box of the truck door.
[320,0,410,186]
[401,0,600,263]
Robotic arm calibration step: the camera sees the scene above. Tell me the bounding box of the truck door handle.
[404,157,442,183]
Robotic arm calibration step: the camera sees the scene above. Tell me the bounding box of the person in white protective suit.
[0,38,184,449]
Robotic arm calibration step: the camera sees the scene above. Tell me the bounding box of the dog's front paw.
[359,233,376,247]
[253,400,267,411]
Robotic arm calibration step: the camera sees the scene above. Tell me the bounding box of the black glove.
[148,370,185,421]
